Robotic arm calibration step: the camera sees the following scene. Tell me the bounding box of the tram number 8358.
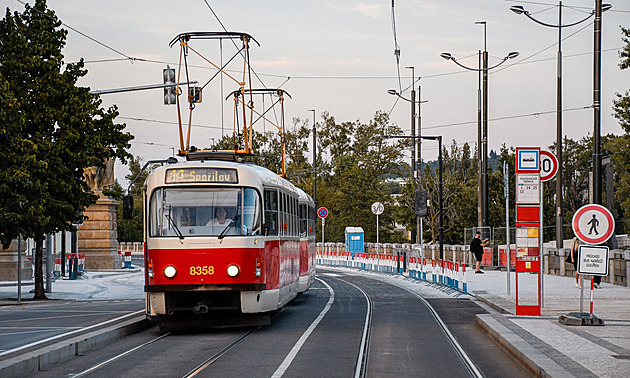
[190,266,215,275]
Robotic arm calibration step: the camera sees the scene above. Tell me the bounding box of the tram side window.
[243,188,261,235]
[308,204,315,236]
[293,198,298,236]
[300,205,308,236]
[281,192,287,235]
[264,189,278,236]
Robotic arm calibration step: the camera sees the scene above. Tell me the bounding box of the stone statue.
[84,158,115,191]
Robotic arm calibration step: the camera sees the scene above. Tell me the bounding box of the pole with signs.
[559,203,614,326]
[318,207,328,247]
[504,161,510,295]
[371,202,384,271]
[539,150,557,307]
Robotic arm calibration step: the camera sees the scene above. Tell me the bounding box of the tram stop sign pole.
[514,147,542,316]
[559,204,614,326]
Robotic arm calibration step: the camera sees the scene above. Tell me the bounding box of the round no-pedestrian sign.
[317,207,328,218]
[572,204,615,245]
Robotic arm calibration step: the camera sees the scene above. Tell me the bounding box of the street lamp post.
[593,1,611,207]
[510,0,610,265]
[387,89,428,244]
[441,38,518,232]
[406,67,417,242]
[309,109,317,209]
[380,134,443,262]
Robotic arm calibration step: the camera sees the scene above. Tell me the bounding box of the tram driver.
[206,206,233,226]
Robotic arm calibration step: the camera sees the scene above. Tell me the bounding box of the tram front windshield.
[149,187,261,238]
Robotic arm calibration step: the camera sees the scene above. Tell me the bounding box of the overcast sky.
[5,0,630,185]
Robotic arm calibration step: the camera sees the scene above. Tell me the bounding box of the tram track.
[64,279,336,378]
[182,327,260,378]
[335,278,373,378]
[329,270,483,378]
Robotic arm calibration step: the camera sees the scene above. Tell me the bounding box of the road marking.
[271,278,335,377]
[0,310,144,358]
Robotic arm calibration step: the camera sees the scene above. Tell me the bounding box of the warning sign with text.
[577,245,609,276]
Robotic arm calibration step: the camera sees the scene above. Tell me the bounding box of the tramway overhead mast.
[167,31,291,177]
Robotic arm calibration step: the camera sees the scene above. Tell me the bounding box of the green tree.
[316,111,407,243]
[0,0,132,299]
[611,26,630,225]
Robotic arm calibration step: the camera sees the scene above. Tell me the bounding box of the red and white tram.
[297,188,316,293]
[142,157,315,328]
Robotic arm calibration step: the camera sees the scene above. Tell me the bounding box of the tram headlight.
[164,265,177,278]
[227,264,240,277]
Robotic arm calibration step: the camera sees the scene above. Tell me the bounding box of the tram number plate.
[190,266,215,275]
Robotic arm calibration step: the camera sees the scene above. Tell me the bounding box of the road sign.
[516,174,540,204]
[371,202,384,215]
[571,204,615,245]
[317,207,328,218]
[577,245,609,276]
[539,150,558,182]
[516,147,540,173]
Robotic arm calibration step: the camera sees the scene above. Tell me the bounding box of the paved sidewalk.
[0,268,143,305]
[466,269,630,377]
[2,266,629,377]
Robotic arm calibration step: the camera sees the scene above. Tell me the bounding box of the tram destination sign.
[165,168,239,184]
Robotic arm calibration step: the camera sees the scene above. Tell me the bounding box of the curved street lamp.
[440,42,519,232]
[510,1,611,259]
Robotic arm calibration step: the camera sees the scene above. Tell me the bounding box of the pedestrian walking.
[470,231,489,274]
[567,237,580,288]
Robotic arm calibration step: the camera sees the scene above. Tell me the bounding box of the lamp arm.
[524,10,594,29]
[486,57,510,71]
[449,59,479,72]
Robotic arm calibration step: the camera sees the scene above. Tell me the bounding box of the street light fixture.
[510,1,611,256]
[441,29,518,232]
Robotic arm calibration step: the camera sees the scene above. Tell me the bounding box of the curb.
[0,316,152,377]
[474,295,511,314]
[476,314,574,378]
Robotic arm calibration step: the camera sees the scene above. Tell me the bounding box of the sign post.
[560,204,614,326]
[371,202,384,271]
[318,207,328,247]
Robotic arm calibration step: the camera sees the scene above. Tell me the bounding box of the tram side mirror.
[122,195,134,219]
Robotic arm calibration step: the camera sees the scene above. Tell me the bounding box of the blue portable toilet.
[345,227,364,259]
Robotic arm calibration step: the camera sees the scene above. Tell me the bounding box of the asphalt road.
[0,299,145,361]
[26,269,530,377]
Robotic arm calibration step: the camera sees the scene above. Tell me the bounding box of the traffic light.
[415,190,428,217]
[163,66,176,105]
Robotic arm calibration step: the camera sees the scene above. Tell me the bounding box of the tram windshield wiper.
[218,214,239,241]
[165,206,184,242]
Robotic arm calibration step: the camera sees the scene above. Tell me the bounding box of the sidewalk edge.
[0,316,151,378]
[476,314,574,378]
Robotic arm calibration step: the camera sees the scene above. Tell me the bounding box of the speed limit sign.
[540,150,558,182]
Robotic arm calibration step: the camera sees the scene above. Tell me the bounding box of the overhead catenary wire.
[391,0,403,93]
[15,0,133,61]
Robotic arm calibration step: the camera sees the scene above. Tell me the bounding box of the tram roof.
[145,160,299,195]
[296,187,315,207]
